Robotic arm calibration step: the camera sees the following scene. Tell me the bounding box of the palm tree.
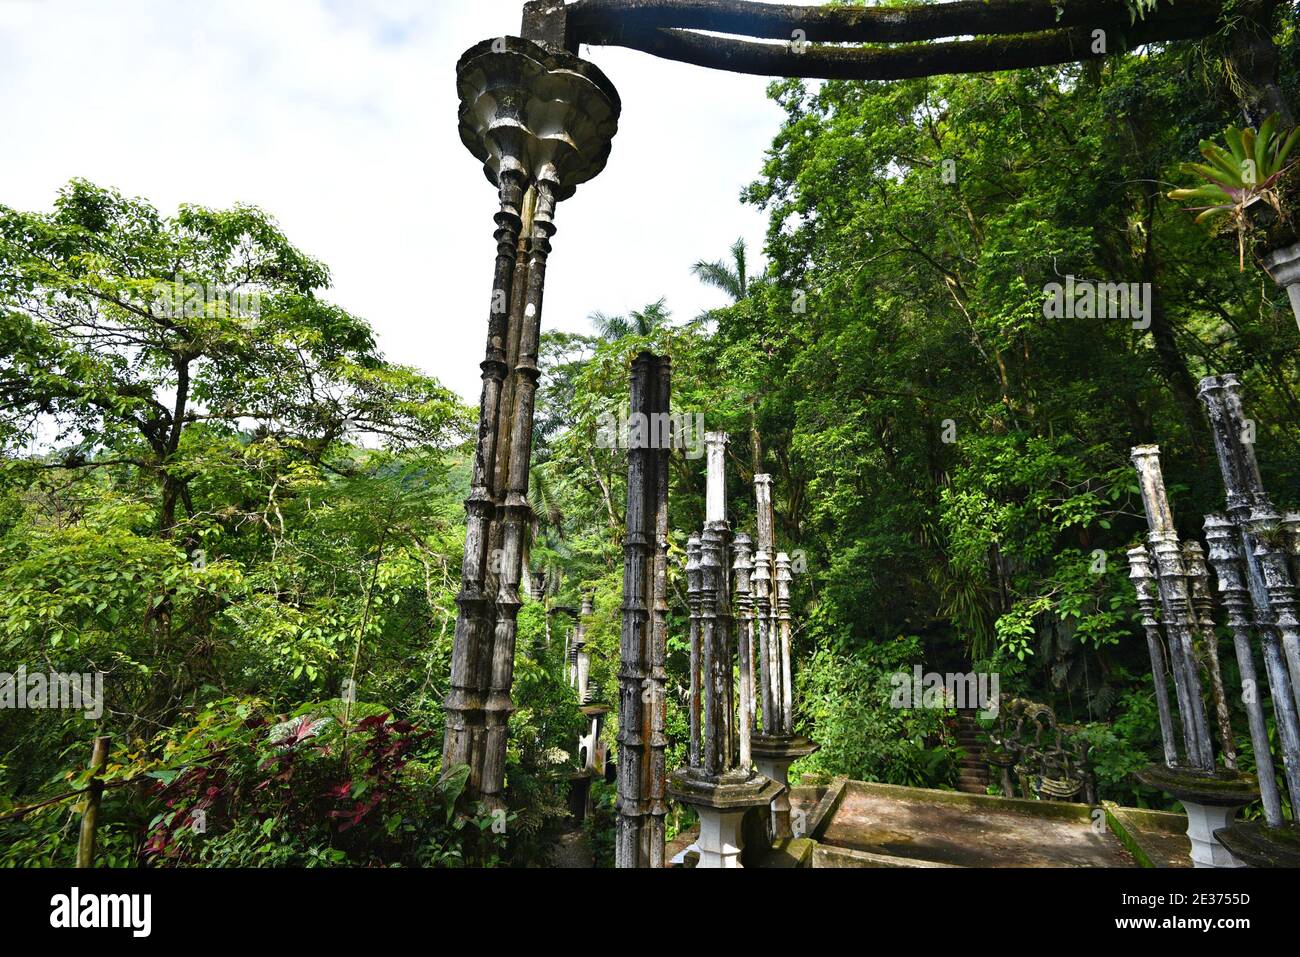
[694,237,767,476]
[691,237,749,302]
[588,298,672,341]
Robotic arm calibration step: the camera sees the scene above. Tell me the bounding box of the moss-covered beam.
[569,0,1224,46]
[577,15,1221,81]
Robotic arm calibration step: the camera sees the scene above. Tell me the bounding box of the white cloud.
[0,0,799,400]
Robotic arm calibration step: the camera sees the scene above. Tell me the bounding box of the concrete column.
[1126,546,1180,768]
[446,35,620,803]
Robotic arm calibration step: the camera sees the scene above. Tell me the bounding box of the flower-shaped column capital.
[457,35,621,201]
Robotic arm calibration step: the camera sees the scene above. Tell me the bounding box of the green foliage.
[794,631,957,788]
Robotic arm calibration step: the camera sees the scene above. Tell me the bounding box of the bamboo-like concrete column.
[776,551,795,734]
[1131,445,1215,771]
[1199,376,1300,765]
[687,533,703,770]
[1185,541,1238,769]
[752,546,774,734]
[696,432,733,774]
[648,355,672,863]
[445,35,620,806]
[1201,374,1300,711]
[1197,375,1300,866]
[754,474,781,733]
[748,472,818,840]
[1204,515,1287,824]
[733,533,755,770]
[707,433,737,766]
[700,524,724,774]
[1126,546,1179,768]
[442,164,526,796]
[483,166,568,807]
[617,352,670,868]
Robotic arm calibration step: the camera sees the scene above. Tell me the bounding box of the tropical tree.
[587,298,672,342]
[691,237,750,303]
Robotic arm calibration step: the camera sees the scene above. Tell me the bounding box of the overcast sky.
[0,0,813,400]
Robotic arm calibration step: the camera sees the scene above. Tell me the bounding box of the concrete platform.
[790,778,1191,868]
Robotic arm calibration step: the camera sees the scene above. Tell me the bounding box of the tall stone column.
[647,357,672,865]
[704,433,735,768]
[753,547,774,735]
[444,36,619,806]
[686,534,702,771]
[1204,389,1300,864]
[1131,445,1215,770]
[1185,541,1237,769]
[1204,515,1287,824]
[443,164,527,795]
[1126,546,1179,768]
[617,353,670,868]
[1199,376,1300,737]
[776,552,795,734]
[733,534,755,771]
[754,474,780,733]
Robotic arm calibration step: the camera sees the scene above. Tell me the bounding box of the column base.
[1215,821,1300,868]
[1183,801,1245,868]
[752,735,819,840]
[1135,764,1258,868]
[668,768,784,869]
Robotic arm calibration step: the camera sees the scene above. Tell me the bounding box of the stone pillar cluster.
[669,438,811,867]
[1129,446,1218,771]
[1199,376,1300,817]
[1130,373,1300,866]
[748,474,817,840]
[442,35,620,809]
[616,353,671,868]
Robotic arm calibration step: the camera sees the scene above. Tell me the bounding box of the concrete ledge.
[847,778,1096,822]
[1103,802,1190,868]
[801,775,849,840]
[812,845,959,868]
[757,837,817,868]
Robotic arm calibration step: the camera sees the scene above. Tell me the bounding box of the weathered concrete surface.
[1104,802,1192,868]
[806,780,1142,868]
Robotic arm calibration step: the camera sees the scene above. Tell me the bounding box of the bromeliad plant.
[1168,115,1300,270]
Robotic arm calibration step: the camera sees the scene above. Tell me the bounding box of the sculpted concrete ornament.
[457,35,620,201]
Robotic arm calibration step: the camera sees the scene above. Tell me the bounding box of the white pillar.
[695,806,749,868]
[1182,801,1245,868]
[705,432,728,524]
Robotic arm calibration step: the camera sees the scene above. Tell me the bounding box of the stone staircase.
[954,708,990,795]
